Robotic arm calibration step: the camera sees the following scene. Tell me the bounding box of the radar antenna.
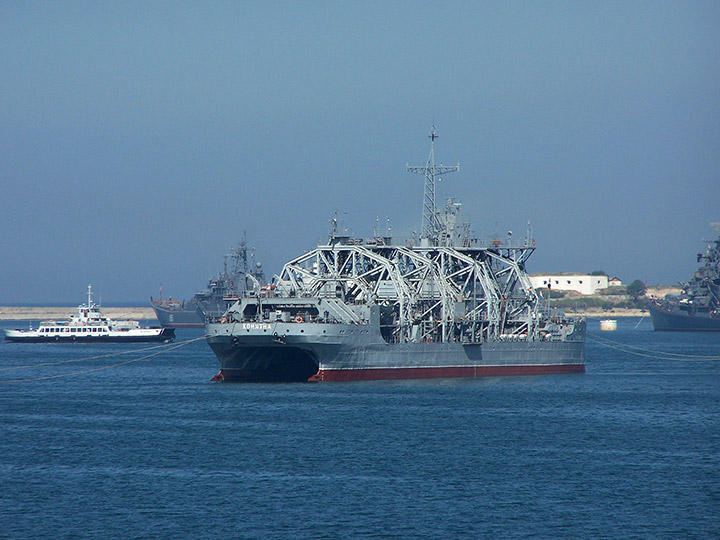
[407,126,459,241]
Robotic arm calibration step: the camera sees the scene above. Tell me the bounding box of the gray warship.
[151,236,265,328]
[648,224,720,331]
[206,129,586,382]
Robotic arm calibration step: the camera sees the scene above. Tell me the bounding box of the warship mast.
[407,126,459,244]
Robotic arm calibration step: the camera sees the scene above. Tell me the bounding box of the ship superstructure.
[205,129,585,381]
[649,224,720,331]
[272,200,542,346]
[151,235,265,327]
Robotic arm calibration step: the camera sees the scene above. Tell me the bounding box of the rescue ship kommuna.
[4,285,175,343]
[205,129,586,382]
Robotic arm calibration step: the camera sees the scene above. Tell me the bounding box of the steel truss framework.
[274,242,541,344]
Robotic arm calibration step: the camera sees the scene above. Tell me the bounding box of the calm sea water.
[1,318,718,539]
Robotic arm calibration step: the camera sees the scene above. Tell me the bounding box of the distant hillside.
[0,307,156,321]
[1,286,685,321]
[645,285,683,299]
[543,284,682,317]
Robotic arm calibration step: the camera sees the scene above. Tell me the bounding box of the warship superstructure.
[151,236,265,328]
[206,129,586,382]
[648,224,720,331]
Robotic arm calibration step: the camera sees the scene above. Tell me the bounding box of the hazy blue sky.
[1,1,719,304]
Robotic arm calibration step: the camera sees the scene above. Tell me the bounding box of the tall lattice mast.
[407,126,459,241]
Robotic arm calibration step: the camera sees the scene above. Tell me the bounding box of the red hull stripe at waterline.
[308,364,585,382]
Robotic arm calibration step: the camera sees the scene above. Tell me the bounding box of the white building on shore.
[530,273,622,295]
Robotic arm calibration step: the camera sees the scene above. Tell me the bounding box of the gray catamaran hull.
[206,321,585,382]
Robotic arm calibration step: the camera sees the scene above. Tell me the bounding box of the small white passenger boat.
[4,285,175,343]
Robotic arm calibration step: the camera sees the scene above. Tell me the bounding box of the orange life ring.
[295,316,303,323]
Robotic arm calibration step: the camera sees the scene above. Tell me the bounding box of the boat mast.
[407,126,459,244]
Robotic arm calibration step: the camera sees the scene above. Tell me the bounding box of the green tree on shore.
[627,279,647,300]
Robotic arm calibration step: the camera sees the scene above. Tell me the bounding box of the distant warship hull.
[150,299,233,328]
[206,320,586,382]
[649,225,720,332]
[151,302,205,328]
[648,303,720,332]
